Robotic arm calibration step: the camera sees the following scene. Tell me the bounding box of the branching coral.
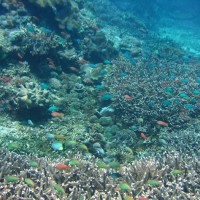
[0,149,199,199]
[103,57,200,128]
[21,24,61,56]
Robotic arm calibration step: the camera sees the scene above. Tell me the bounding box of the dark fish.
[110,172,123,178]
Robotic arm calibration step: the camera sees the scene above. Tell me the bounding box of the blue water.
[112,0,200,56]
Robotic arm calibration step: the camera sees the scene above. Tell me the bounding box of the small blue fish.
[89,64,98,68]
[41,83,49,90]
[196,78,200,83]
[76,39,81,44]
[40,27,52,34]
[46,133,55,140]
[104,60,111,64]
[51,141,63,151]
[162,100,171,106]
[120,72,127,77]
[99,70,107,76]
[101,93,112,101]
[48,106,59,112]
[28,120,34,126]
[110,172,123,178]
[50,71,59,77]
[99,106,114,115]
[181,78,189,84]
[179,93,188,98]
[27,26,36,33]
[96,85,104,90]
[184,104,195,110]
[193,90,200,95]
[66,24,73,31]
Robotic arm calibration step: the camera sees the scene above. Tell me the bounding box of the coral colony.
[0,150,199,199]
[0,0,199,199]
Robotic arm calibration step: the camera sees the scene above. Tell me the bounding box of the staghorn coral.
[0,149,199,199]
[14,82,50,108]
[103,57,200,128]
[122,153,200,199]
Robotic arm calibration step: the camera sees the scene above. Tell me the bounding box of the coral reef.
[21,24,61,56]
[0,149,199,199]
[82,31,118,62]
[103,56,200,128]
[0,0,199,199]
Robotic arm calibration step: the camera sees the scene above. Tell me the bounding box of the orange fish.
[19,61,24,65]
[138,83,146,88]
[156,120,168,127]
[138,197,149,200]
[60,31,71,39]
[141,132,147,140]
[124,94,132,100]
[48,62,56,70]
[51,112,64,118]
[84,79,94,84]
[17,52,23,59]
[32,16,39,21]
[79,59,88,64]
[55,164,70,170]
[47,58,57,70]
[91,25,99,31]
[69,66,79,73]
[7,19,14,27]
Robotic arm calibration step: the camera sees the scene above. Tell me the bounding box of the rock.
[99,116,113,126]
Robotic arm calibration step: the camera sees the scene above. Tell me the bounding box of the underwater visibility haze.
[0,0,199,199]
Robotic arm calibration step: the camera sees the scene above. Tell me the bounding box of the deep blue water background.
[111,0,200,55]
[113,0,200,21]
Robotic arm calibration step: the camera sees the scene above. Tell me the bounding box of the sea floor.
[158,18,200,57]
